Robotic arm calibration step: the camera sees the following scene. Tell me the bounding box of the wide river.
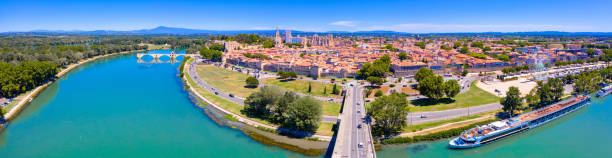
[377,93,612,157]
[0,50,313,158]
[1,50,611,158]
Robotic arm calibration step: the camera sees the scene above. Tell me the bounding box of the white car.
[358,143,364,148]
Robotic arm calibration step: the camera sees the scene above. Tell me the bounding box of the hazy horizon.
[2,0,612,33]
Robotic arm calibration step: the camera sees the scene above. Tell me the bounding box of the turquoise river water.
[0,50,313,158]
[377,94,612,158]
[1,49,611,158]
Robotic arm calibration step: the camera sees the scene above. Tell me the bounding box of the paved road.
[332,83,375,158]
[406,102,502,124]
[188,59,339,122]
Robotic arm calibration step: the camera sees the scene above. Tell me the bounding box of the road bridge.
[332,83,376,158]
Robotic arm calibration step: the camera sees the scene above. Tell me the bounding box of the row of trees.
[357,54,391,81]
[243,53,270,60]
[414,68,461,100]
[565,66,612,94]
[503,66,612,116]
[553,60,586,67]
[199,47,223,62]
[242,86,322,133]
[501,77,566,116]
[277,71,297,79]
[501,65,530,74]
[210,34,271,45]
[0,61,58,97]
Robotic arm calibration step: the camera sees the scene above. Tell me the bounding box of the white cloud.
[329,21,357,27]
[361,23,593,33]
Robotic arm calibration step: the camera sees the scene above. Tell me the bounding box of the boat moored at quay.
[596,84,612,97]
[449,95,591,149]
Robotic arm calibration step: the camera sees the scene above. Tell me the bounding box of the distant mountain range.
[3,26,612,36]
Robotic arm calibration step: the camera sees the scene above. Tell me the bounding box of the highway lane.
[346,83,375,158]
[406,102,502,124]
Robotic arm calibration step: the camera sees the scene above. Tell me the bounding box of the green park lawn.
[261,78,343,98]
[315,122,336,136]
[185,61,273,126]
[409,81,499,112]
[402,111,497,133]
[139,43,171,50]
[195,65,259,98]
[186,61,339,130]
[320,101,341,116]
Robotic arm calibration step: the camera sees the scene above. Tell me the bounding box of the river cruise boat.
[596,85,612,97]
[449,95,591,149]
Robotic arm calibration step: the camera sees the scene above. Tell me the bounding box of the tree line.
[414,67,461,100]
[358,54,392,86]
[210,34,272,45]
[0,35,191,67]
[501,65,530,74]
[242,86,322,133]
[0,61,58,97]
[503,66,612,117]
[199,46,223,62]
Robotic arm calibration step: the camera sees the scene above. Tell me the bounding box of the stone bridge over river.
[136,52,197,63]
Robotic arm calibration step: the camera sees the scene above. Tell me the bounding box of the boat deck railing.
[460,95,588,140]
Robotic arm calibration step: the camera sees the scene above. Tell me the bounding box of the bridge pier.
[136,53,197,64]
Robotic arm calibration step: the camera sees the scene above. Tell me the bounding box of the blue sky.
[1,0,611,33]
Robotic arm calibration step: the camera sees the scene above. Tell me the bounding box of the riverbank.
[379,119,495,145]
[1,50,145,128]
[181,58,332,156]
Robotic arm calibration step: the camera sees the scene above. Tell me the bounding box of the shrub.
[374,90,384,97]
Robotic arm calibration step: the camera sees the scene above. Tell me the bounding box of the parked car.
[214,92,219,95]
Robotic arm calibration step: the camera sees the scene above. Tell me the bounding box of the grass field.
[185,61,274,126]
[139,43,171,50]
[186,61,339,131]
[262,78,342,98]
[402,111,497,132]
[315,122,336,136]
[195,65,259,98]
[320,101,341,116]
[409,81,500,112]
